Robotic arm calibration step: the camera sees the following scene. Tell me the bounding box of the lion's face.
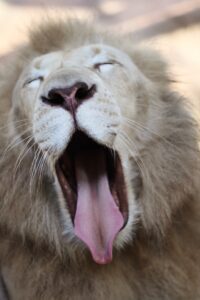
[2,20,199,268]
[11,44,145,264]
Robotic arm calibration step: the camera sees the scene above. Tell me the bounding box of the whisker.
[0,128,32,166]
[122,117,182,154]
[3,127,32,156]
[36,148,49,188]
[121,101,163,110]
[13,136,35,178]
[29,147,43,196]
[0,118,29,131]
[118,132,151,188]
[32,145,53,199]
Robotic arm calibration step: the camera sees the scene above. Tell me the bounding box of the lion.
[0,19,200,300]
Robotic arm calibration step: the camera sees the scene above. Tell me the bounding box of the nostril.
[41,90,65,107]
[75,83,89,101]
[75,84,96,101]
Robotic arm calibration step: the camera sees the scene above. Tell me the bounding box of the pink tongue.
[74,148,124,264]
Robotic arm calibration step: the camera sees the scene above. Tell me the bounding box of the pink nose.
[42,82,96,116]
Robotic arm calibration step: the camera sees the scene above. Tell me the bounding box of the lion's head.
[0,19,199,265]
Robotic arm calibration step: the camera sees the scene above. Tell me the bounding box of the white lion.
[0,19,199,300]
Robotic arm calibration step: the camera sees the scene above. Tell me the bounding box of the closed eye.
[94,60,122,73]
[94,62,117,74]
[23,76,44,87]
[94,62,113,70]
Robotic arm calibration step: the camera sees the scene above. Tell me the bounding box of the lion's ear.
[129,47,170,86]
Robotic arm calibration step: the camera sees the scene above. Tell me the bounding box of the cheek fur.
[33,106,74,157]
[76,98,121,147]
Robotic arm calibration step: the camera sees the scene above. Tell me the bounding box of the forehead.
[31,44,133,69]
[64,44,129,64]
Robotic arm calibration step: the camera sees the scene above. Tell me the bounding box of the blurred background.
[0,0,200,104]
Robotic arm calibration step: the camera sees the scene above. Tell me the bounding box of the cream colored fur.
[0,19,200,300]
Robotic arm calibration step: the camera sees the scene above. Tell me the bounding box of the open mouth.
[55,131,128,264]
